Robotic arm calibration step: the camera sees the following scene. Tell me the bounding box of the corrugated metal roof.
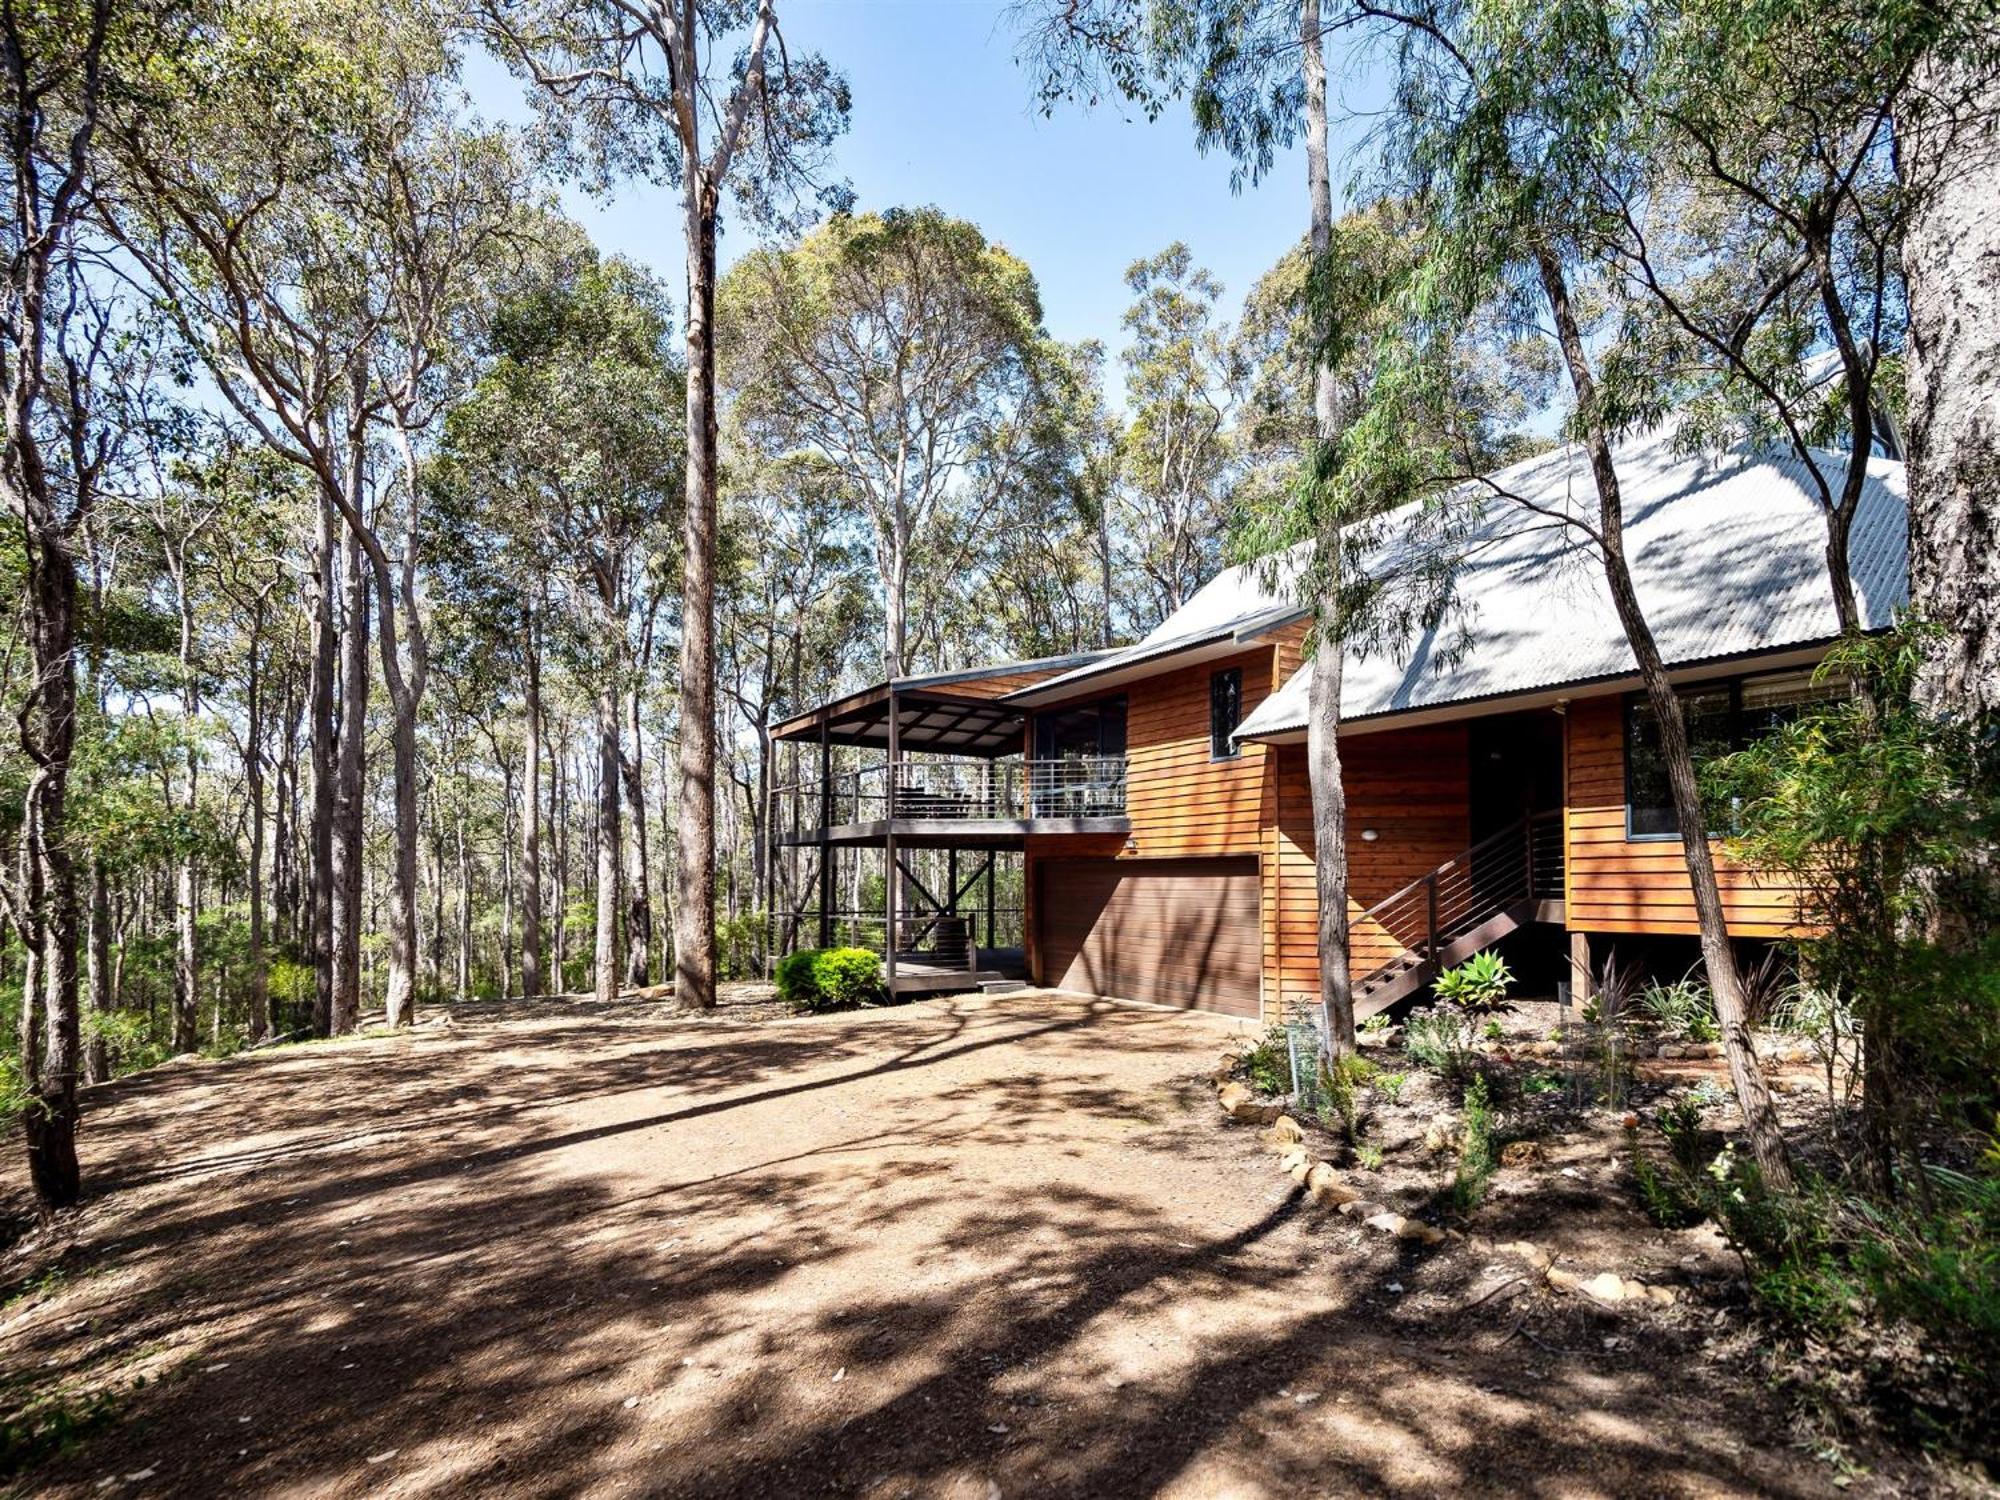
[1001,551,1312,704]
[1226,427,1906,739]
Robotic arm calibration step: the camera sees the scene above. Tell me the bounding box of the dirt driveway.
[3,991,1841,1499]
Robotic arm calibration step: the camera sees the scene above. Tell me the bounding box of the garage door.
[1037,857,1262,1018]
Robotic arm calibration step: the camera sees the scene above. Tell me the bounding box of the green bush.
[775,948,822,1006]
[777,947,885,1011]
[1316,1051,1377,1143]
[812,948,885,1008]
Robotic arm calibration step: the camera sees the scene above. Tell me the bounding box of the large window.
[1210,667,1244,760]
[1033,695,1126,761]
[1624,667,1840,838]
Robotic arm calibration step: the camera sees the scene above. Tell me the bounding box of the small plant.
[1521,1071,1561,1096]
[1450,1075,1497,1213]
[1375,1070,1409,1105]
[1359,1013,1391,1035]
[1481,1019,1505,1042]
[1316,1051,1377,1143]
[1357,1143,1385,1172]
[1434,949,1515,1018]
[1241,1025,1290,1096]
[1403,1006,1476,1079]
[1638,971,1721,1041]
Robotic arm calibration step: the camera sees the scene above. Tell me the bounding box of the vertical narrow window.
[1210,667,1243,760]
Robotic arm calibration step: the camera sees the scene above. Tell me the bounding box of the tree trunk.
[1905,45,2000,735]
[384,698,420,1026]
[85,857,110,1083]
[309,496,338,1036]
[674,188,721,1010]
[330,523,369,1033]
[622,691,652,989]
[522,630,544,997]
[22,540,83,1209]
[1536,251,1793,1189]
[455,811,471,999]
[172,860,198,1053]
[595,679,623,1004]
[244,606,271,1040]
[1302,0,1356,1058]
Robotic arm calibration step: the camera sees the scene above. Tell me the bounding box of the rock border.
[1211,1053,1679,1312]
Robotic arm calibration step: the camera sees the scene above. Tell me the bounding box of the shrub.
[775,948,822,1006]
[1315,1051,1377,1143]
[777,947,886,1011]
[1450,1075,1497,1213]
[1434,950,1514,1018]
[1403,1005,1476,1079]
[812,947,885,1008]
[1637,973,1721,1041]
[1241,1024,1291,1096]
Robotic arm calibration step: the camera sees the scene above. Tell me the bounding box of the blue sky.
[465,1,1372,383]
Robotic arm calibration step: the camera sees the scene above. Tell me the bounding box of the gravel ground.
[0,989,1900,1498]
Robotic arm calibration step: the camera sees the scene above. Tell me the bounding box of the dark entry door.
[1468,710,1564,842]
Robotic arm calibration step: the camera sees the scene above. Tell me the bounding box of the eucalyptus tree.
[1119,243,1237,618]
[479,0,850,1012]
[432,248,685,1004]
[1014,0,1361,1050]
[0,0,175,1207]
[719,208,1057,679]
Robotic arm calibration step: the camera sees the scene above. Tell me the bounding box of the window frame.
[1209,666,1244,762]
[1621,666,1838,841]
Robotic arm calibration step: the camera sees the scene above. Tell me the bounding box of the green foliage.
[777,947,885,1012]
[1357,1142,1386,1173]
[1238,1025,1292,1096]
[1450,1075,1497,1213]
[1316,1051,1378,1143]
[1403,1005,1476,1080]
[1375,1070,1409,1105]
[775,949,823,1007]
[82,1009,172,1076]
[0,1383,119,1480]
[1711,629,2000,1171]
[1637,974,1720,1042]
[1434,949,1515,1017]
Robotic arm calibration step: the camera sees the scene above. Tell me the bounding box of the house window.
[1623,667,1842,838]
[1033,696,1126,760]
[1210,667,1243,760]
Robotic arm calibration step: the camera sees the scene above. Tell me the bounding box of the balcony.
[776,756,1130,847]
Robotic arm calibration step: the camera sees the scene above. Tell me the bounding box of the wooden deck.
[887,946,1029,996]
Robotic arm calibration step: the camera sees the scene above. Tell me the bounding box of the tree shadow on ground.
[2,993,1844,1498]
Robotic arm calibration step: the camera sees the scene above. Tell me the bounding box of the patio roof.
[771,650,1109,756]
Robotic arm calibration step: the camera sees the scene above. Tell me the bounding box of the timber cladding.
[1265,728,1472,1023]
[1037,857,1262,1018]
[1564,693,1802,937]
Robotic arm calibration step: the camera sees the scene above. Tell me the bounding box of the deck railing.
[776,755,1127,836]
[1359,809,1564,962]
[771,907,1027,963]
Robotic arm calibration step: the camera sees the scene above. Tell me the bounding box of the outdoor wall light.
[1361,828,1380,842]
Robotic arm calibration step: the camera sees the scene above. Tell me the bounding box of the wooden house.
[771,429,1908,1024]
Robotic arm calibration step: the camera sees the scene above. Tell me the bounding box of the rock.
[1397,1220,1447,1246]
[1657,1042,1685,1060]
[1306,1163,1357,1205]
[1545,1267,1582,1292]
[1218,1083,1281,1125]
[1620,1278,1650,1301]
[1619,1112,1640,1130]
[1645,1284,1679,1307]
[1279,1148,1311,1175]
[1501,1240,1551,1272]
[1340,1199,1389,1220]
[1364,1212,1409,1236]
[1499,1140,1545,1168]
[1690,1041,1723,1059]
[1579,1272,1629,1303]
[1259,1115,1306,1148]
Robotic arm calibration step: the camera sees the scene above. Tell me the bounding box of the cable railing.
[771,908,1027,967]
[1357,810,1564,971]
[774,756,1128,837]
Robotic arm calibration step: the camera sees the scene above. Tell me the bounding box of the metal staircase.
[1351,811,1565,1018]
